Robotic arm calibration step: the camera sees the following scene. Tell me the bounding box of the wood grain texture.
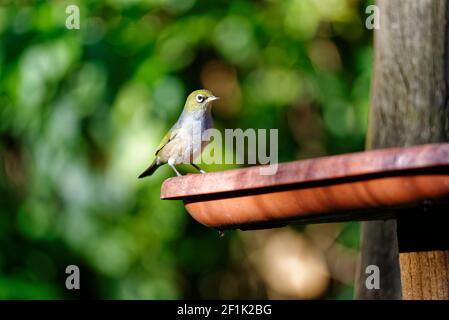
[161,143,449,199]
[355,220,401,300]
[357,0,449,300]
[181,175,449,228]
[367,0,449,148]
[161,144,449,231]
[400,251,449,299]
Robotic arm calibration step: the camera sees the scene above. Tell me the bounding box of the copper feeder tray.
[161,143,449,230]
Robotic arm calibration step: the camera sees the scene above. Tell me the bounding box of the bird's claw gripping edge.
[168,159,182,176]
[191,163,206,174]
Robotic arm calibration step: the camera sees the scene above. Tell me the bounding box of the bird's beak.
[207,96,220,102]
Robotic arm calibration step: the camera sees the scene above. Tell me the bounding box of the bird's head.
[184,89,219,112]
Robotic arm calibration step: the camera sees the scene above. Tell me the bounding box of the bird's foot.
[191,163,206,174]
[168,159,182,176]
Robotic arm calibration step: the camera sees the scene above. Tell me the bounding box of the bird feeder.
[161,143,449,301]
[161,0,449,301]
[161,143,449,230]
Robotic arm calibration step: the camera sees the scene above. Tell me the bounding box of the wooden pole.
[355,220,401,299]
[397,209,449,299]
[358,0,449,299]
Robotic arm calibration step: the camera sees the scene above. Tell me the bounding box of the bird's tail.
[138,159,161,179]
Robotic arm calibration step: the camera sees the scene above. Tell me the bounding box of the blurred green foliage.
[0,0,372,299]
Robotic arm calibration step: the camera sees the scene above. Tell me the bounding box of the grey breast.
[163,108,213,164]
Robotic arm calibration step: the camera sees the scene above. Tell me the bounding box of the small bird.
[138,89,219,178]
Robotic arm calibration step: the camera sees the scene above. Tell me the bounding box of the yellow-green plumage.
[138,89,219,178]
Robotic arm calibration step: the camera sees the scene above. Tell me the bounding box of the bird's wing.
[155,128,179,156]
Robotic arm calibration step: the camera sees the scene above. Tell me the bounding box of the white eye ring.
[196,94,205,103]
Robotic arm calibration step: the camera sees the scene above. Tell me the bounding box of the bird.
[138,89,219,178]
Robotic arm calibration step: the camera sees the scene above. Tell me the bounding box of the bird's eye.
[196,94,205,103]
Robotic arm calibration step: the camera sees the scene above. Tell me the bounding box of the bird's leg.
[169,164,182,176]
[168,159,182,176]
[191,163,206,174]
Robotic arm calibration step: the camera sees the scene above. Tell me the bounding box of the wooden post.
[358,0,449,299]
[397,209,449,299]
[355,220,401,299]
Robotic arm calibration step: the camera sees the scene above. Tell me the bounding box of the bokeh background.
[0,0,373,299]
